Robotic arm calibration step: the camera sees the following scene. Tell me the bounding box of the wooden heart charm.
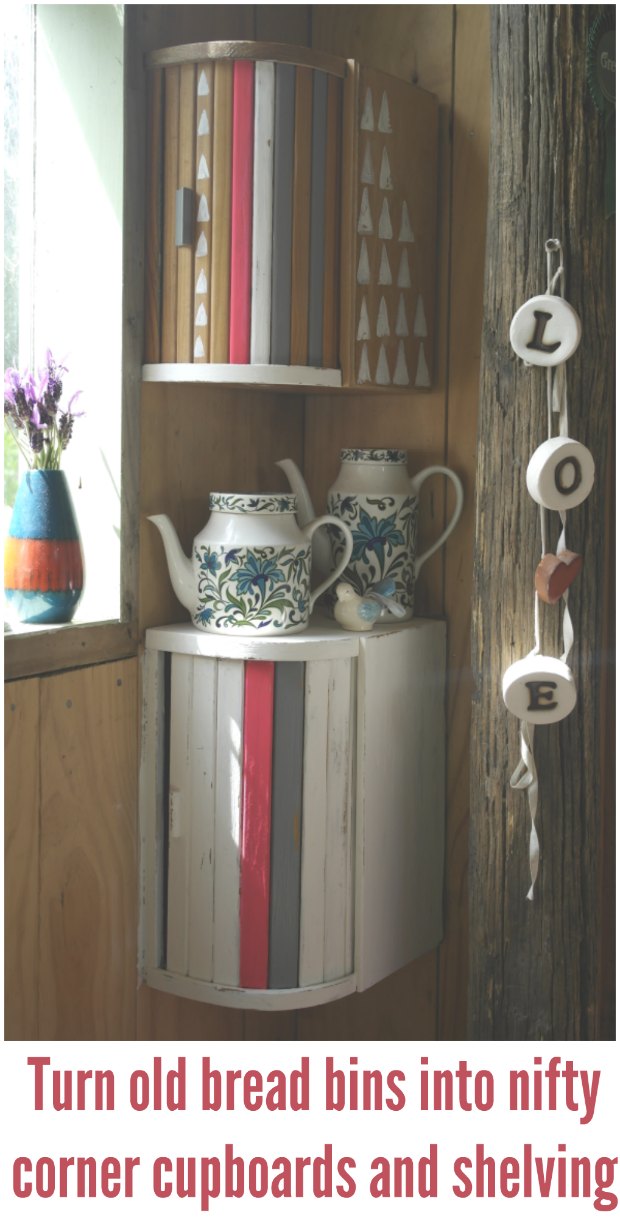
[535,550,583,604]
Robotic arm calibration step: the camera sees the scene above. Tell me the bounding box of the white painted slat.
[250,60,275,363]
[187,657,217,980]
[355,620,446,991]
[166,654,194,974]
[212,659,244,986]
[323,657,355,981]
[298,660,329,986]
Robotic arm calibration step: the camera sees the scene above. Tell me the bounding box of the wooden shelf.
[142,363,342,388]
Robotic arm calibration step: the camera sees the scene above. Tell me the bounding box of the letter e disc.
[526,435,595,510]
[509,294,582,366]
[502,655,576,724]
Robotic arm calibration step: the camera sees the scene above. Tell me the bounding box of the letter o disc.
[526,436,595,510]
[502,655,576,724]
[509,294,582,366]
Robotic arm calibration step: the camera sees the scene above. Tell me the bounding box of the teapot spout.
[276,458,332,580]
[276,458,315,527]
[148,514,195,614]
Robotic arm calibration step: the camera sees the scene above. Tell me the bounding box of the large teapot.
[148,492,353,636]
[278,449,464,619]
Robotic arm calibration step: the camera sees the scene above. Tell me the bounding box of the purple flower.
[3,352,82,470]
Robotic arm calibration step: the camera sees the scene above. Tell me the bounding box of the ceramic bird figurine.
[365,577,407,619]
[334,583,382,631]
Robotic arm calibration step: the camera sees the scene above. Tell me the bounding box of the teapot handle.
[409,466,464,576]
[304,516,353,610]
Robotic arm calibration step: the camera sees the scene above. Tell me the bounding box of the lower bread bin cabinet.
[139,616,446,1010]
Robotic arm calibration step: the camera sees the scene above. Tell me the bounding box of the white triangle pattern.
[198,108,210,136]
[195,302,207,326]
[361,87,374,131]
[196,231,208,258]
[198,70,209,97]
[378,244,392,285]
[194,335,205,358]
[415,343,431,388]
[378,91,392,133]
[196,269,207,294]
[357,239,371,284]
[357,187,373,234]
[358,342,371,383]
[379,147,393,190]
[376,296,390,338]
[375,343,391,385]
[197,194,210,222]
[378,198,392,239]
[393,341,409,386]
[357,297,370,341]
[198,154,210,181]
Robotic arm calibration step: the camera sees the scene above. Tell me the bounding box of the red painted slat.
[229,59,255,363]
[239,659,274,987]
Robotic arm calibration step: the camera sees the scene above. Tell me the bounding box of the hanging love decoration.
[503,238,594,900]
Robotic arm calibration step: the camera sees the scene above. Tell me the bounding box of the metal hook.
[545,237,565,297]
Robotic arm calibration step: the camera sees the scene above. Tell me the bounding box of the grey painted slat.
[270,63,296,365]
[268,661,305,988]
[307,69,328,367]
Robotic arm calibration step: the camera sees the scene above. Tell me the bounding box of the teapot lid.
[209,492,297,514]
[340,447,407,464]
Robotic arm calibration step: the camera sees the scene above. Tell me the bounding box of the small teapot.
[148,492,353,636]
[278,449,464,619]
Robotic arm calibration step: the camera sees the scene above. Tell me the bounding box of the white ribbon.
[509,720,539,900]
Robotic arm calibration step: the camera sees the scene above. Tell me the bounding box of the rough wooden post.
[469,5,614,1039]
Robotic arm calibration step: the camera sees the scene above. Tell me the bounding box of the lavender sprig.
[4,352,82,470]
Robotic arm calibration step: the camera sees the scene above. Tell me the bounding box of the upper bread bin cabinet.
[143,42,438,391]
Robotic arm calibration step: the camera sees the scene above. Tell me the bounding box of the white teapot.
[149,492,353,636]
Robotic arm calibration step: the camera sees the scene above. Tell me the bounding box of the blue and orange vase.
[4,470,84,625]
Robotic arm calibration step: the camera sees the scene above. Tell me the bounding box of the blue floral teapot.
[149,493,353,635]
[279,449,463,619]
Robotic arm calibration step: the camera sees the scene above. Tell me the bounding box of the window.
[4,5,140,676]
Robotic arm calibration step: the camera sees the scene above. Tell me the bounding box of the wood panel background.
[13,2,595,1041]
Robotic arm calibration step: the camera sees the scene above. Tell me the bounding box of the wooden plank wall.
[4,660,138,1039]
[4,4,489,1042]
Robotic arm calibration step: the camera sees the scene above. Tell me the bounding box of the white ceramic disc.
[526,435,595,510]
[502,655,576,724]
[509,294,582,366]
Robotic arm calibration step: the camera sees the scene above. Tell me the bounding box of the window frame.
[4,9,143,682]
